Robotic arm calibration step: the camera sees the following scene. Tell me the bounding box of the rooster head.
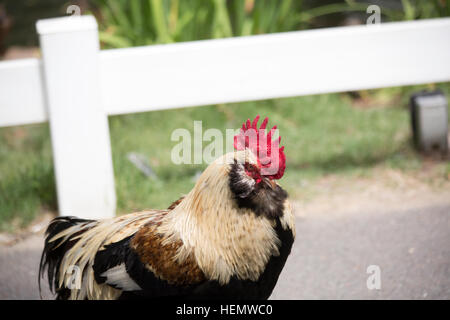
[178,115,288,220]
[233,115,286,182]
[225,115,288,218]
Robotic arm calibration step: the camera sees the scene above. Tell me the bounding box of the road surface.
[1,201,449,299]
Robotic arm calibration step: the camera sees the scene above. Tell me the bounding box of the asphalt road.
[1,202,449,300]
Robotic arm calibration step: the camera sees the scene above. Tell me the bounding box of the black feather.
[229,161,288,219]
[92,236,133,287]
[38,216,94,299]
[93,236,197,298]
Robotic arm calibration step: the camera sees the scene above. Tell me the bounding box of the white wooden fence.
[1,16,449,219]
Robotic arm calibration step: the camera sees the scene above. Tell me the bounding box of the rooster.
[39,115,295,300]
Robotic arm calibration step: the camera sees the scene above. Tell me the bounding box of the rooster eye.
[244,163,257,172]
[244,163,261,183]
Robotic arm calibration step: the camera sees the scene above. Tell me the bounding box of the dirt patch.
[0,212,55,246]
[293,166,450,218]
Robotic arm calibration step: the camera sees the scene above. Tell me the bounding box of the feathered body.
[39,116,295,300]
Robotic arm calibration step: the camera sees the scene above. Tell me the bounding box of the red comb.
[234,115,286,179]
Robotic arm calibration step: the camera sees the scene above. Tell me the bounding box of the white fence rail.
[1,16,449,219]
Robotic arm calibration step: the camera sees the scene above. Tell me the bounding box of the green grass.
[1,83,449,231]
[0,125,56,231]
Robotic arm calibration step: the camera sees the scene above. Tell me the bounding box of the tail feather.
[39,216,95,299]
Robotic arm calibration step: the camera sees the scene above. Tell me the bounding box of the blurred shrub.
[389,0,450,20]
[90,0,449,49]
[90,0,367,48]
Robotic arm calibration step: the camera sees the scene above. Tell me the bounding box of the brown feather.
[130,222,205,285]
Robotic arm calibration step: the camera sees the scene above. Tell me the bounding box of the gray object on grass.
[127,152,158,180]
[410,90,448,154]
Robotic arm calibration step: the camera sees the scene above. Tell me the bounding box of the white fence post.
[36,16,116,219]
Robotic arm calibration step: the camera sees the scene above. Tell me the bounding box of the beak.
[270,179,277,189]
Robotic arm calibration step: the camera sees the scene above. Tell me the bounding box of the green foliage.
[393,0,450,20]
[90,0,365,48]
[91,0,449,49]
